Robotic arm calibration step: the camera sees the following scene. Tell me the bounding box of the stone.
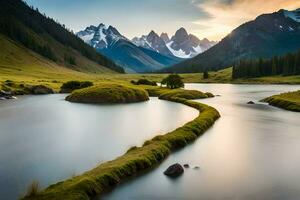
[164,163,184,178]
[183,164,190,168]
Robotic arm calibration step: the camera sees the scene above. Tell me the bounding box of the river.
[0,95,197,199]
[102,84,300,200]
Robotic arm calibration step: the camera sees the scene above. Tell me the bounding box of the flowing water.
[102,84,300,200]
[0,95,197,199]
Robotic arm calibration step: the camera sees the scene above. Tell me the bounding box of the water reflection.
[0,95,197,199]
[103,84,300,200]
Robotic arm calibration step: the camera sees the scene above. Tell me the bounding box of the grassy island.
[23,87,220,200]
[262,90,300,112]
[65,84,149,104]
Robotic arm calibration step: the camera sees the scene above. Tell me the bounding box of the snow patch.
[97,27,107,46]
[81,33,94,44]
[284,10,300,23]
[166,41,191,58]
[193,45,203,54]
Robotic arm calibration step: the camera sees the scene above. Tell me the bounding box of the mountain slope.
[0,0,124,74]
[132,28,216,59]
[77,24,181,73]
[0,34,118,89]
[163,9,300,73]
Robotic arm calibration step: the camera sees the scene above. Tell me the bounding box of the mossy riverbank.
[22,87,220,200]
[262,90,300,112]
[65,84,149,104]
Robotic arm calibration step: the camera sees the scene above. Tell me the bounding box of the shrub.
[131,79,157,86]
[161,74,184,89]
[203,71,209,79]
[60,81,94,93]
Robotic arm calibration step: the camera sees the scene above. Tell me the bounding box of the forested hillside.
[233,50,300,79]
[161,9,300,73]
[0,0,124,73]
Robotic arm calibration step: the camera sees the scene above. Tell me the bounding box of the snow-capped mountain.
[77,23,127,49]
[162,8,300,73]
[77,23,181,73]
[132,31,174,57]
[132,28,217,59]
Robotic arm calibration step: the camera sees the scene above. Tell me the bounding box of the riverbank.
[1,67,300,95]
[22,87,220,200]
[262,90,300,112]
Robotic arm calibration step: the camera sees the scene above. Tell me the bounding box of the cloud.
[191,0,300,40]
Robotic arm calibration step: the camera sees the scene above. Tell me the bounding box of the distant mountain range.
[0,0,124,74]
[162,8,300,73]
[77,24,182,73]
[77,25,216,73]
[132,28,217,59]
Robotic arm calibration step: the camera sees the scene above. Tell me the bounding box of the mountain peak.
[175,27,188,37]
[98,23,107,28]
[160,32,170,43]
[148,30,159,37]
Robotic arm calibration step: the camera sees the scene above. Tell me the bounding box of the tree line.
[232,50,300,79]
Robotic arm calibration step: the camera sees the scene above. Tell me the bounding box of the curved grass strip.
[262,90,300,112]
[23,88,220,200]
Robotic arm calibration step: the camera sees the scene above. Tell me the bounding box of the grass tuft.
[24,181,40,198]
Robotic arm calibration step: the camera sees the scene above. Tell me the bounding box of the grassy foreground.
[22,87,220,200]
[262,91,300,112]
[65,84,149,104]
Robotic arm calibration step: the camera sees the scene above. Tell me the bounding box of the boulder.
[247,101,255,104]
[164,163,184,178]
[0,90,16,100]
[193,166,200,170]
[0,90,11,96]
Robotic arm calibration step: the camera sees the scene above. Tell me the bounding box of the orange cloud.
[192,0,300,40]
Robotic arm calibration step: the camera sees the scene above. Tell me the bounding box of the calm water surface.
[103,84,300,200]
[0,95,197,199]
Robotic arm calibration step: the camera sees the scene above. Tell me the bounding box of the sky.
[25,0,300,41]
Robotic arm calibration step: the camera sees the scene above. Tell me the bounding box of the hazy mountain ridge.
[132,28,217,59]
[161,8,300,73]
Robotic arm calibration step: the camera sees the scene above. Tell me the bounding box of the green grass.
[65,84,149,104]
[22,87,220,200]
[158,89,213,100]
[262,90,300,112]
[0,34,117,91]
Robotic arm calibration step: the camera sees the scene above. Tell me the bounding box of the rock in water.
[247,101,255,104]
[183,164,190,168]
[164,163,184,178]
